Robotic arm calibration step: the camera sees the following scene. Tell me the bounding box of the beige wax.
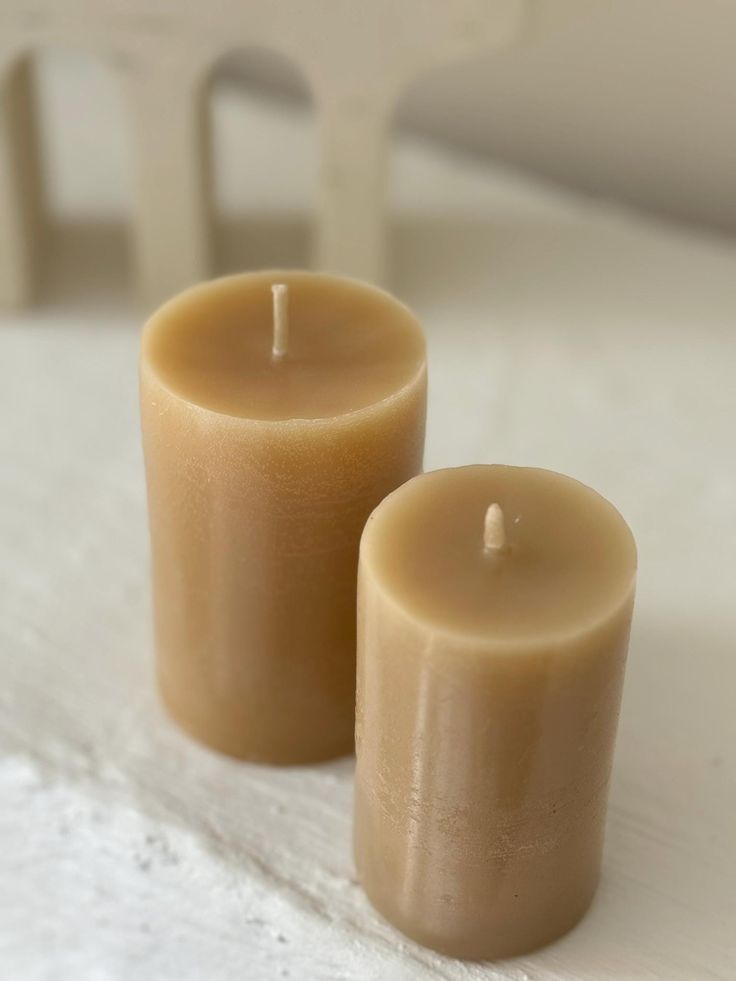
[140,271,426,764]
[355,465,637,959]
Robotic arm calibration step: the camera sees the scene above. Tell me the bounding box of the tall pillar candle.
[355,465,637,959]
[140,271,426,764]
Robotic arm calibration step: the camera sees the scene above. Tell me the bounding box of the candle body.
[355,466,636,959]
[140,271,426,763]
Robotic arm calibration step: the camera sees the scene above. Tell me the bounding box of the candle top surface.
[361,465,637,644]
[142,271,426,421]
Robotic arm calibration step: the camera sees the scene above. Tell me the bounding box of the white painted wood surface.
[1,72,735,980]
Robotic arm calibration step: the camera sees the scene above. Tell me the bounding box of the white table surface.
[1,60,735,980]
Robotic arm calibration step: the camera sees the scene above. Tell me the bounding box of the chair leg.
[125,72,212,310]
[0,57,44,310]
[315,99,390,286]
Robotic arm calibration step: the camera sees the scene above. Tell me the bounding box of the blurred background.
[228,0,736,235]
[1,2,734,979]
[12,0,736,298]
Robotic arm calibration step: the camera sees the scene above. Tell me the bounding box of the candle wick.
[484,503,506,552]
[271,283,289,360]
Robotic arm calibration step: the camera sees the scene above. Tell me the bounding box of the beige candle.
[140,271,426,764]
[355,465,637,959]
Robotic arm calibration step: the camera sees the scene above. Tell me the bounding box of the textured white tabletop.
[1,64,735,980]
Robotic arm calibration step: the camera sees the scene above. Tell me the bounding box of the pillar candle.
[140,271,426,764]
[355,465,637,959]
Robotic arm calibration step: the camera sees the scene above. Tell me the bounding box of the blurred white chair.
[0,0,525,309]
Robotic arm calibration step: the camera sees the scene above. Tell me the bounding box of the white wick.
[484,503,506,552]
[271,283,289,359]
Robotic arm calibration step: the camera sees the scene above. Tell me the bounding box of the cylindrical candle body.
[355,466,636,959]
[140,271,426,763]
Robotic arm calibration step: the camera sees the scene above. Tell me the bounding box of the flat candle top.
[362,465,637,643]
[142,271,426,421]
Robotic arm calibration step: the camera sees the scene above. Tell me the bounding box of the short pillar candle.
[355,465,637,959]
[140,270,426,764]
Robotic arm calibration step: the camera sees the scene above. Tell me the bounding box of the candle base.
[357,876,598,961]
[354,809,601,961]
[157,673,355,765]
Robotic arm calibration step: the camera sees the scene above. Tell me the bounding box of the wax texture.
[355,466,636,959]
[140,271,426,764]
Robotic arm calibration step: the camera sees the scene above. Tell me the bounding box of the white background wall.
[234,0,736,237]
